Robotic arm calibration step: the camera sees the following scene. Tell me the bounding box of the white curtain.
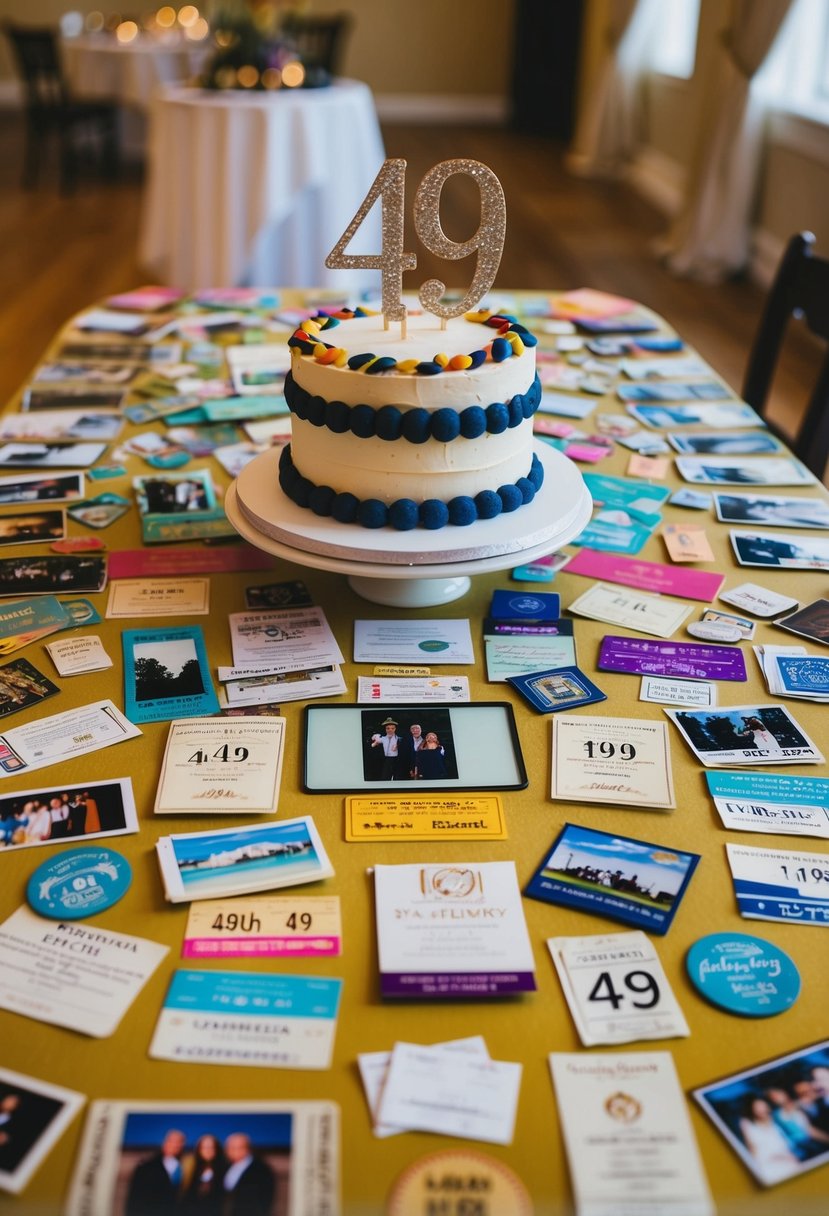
[567,0,661,179]
[661,0,795,281]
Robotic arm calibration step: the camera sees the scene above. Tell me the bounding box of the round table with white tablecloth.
[138,79,385,291]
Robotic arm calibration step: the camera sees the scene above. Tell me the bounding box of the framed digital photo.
[302,703,527,793]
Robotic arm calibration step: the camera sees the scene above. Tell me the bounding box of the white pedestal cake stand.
[225,443,593,606]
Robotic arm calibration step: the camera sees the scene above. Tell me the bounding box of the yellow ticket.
[372,665,431,676]
[183,895,342,958]
[345,795,507,841]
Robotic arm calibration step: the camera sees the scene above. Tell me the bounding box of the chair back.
[742,231,829,480]
[281,12,352,75]
[2,23,66,110]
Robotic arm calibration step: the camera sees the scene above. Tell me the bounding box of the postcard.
[625,395,751,420]
[665,704,824,766]
[704,770,829,839]
[548,931,689,1045]
[0,777,137,852]
[567,583,693,638]
[356,675,469,703]
[108,545,273,579]
[727,842,829,927]
[552,1052,713,1213]
[0,658,59,719]
[345,794,507,842]
[0,906,167,1037]
[122,626,218,724]
[676,456,815,486]
[776,599,829,645]
[731,528,829,571]
[720,582,799,618]
[359,1037,489,1138]
[106,578,210,619]
[640,675,717,708]
[0,1068,85,1194]
[220,665,346,707]
[0,555,106,597]
[0,701,140,779]
[662,522,715,562]
[550,715,675,810]
[598,635,747,681]
[374,860,536,997]
[244,579,312,609]
[149,969,342,1070]
[508,665,606,714]
[485,630,576,682]
[353,618,474,665]
[668,430,783,455]
[156,816,333,903]
[67,493,130,529]
[154,717,285,815]
[0,596,70,657]
[525,822,699,935]
[564,548,724,600]
[230,607,344,674]
[376,1042,521,1145]
[183,894,342,959]
[0,471,83,506]
[0,442,107,469]
[65,1099,338,1216]
[714,492,829,529]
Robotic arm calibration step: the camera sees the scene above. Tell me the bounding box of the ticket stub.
[345,795,507,841]
[183,895,342,958]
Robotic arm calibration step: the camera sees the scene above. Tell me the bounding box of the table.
[139,82,385,290]
[62,35,211,157]
[0,291,827,1216]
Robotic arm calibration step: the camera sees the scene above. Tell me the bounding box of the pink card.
[565,548,725,602]
[106,286,184,311]
[565,443,611,463]
[109,546,274,578]
[534,416,577,438]
[626,453,669,479]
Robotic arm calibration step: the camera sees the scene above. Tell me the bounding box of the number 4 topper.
[325,158,506,333]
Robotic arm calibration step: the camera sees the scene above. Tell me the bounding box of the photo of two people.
[363,710,458,782]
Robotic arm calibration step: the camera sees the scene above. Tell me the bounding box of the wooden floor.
[0,115,820,455]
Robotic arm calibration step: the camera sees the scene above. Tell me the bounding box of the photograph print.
[0,1068,84,1194]
[0,511,65,548]
[361,708,458,783]
[133,471,216,518]
[0,555,107,597]
[694,1040,829,1187]
[0,472,83,506]
[668,431,783,456]
[123,626,218,723]
[666,705,824,766]
[676,457,814,487]
[0,778,137,851]
[731,529,829,571]
[524,821,700,935]
[714,494,829,530]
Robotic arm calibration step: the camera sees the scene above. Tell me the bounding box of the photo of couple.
[364,711,457,782]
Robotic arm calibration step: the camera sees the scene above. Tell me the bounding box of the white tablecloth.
[62,35,209,110]
[139,80,385,291]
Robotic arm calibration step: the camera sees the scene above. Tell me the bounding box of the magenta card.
[565,548,724,602]
[109,546,274,578]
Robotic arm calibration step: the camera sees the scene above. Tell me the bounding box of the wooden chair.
[742,231,829,481]
[281,12,353,77]
[2,22,118,193]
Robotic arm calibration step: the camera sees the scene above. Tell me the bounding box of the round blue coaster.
[686,932,800,1018]
[27,847,132,920]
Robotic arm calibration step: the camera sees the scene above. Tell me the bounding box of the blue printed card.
[507,666,606,714]
[122,624,218,723]
[490,590,560,621]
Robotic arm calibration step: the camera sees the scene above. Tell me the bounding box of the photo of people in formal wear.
[362,709,458,783]
[694,1040,829,1186]
[0,779,136,851]
[116,1112,291,1215]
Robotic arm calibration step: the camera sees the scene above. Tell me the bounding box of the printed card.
[704,770,829,839]
[122,625,218,724]
[0,777,137,852]
[154,717,286,815]
[0,907,168,1037]
[149,969,343,1069]
[353,619,474,665]
[565,548,723,601]
[567,583,693,638]
[548,931,689,1045]
[106,578,210,618]
[0,700,140,779]
[731,529,829,570]
[359,1037,489,1138]
[0,658,59,719]
[663,523,715,563]
[726,842,829,927]
[507,666,606,714]
[677,457,814,487]
[714,492,829,529]
[485,624,576,683]
[0,595,71,656]
[45,635,113,676]
[345,795,507,842]
[525,822,699,935]
[0,1067,85,1194]
[219,665,346,706]
[550,715,675,810]
[356,675,470,703]
[183,895,342,959]
[669,430,782,456]
[373,861,536,998]
[598,635,746,682]
[230,607,344,672]
[640,675,717,708]
[720,582,799,618]
[666,704,824,767]
[551,1052,713,1214]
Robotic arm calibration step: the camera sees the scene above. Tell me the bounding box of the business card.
[568,583,693,638]
[356,675,470,703]
[719,582,799,617]
[230,607,344,672]
[183,895,342,959]
[358,1037,488,1138]
[106,577,210,618]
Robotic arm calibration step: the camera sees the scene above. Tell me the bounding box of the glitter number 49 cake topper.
[325,158,506,330]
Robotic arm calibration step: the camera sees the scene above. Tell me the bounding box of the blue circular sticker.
[686,932,800,1018]
[27,847,132,920]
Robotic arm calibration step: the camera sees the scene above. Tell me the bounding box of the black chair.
[281,12,353,77]
[2,22,118,193]
[742,231,829,481]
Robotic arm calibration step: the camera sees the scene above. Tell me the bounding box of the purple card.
[598,635,747,681]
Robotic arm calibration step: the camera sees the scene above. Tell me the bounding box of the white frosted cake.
[280,307,542,530]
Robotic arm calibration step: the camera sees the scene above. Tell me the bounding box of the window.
[756,0,829,121]
[649,0,700,79]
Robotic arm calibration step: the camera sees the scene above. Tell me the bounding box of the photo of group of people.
[0,779,135,851]
[695,1041,829,1186]
[362,710,458,782]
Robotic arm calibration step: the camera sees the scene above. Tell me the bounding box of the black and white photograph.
[669,431,783,456]
[731,529,829,571]
[0,443,107,470]
[714,493,829,529]
[676,456,815,487]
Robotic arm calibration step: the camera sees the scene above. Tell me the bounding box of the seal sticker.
[387,1150,533,1216]
[686,931,800,1017]
[27,846,132,919]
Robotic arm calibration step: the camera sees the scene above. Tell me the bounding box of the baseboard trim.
[625,147,685,217]
[375,93,509,125]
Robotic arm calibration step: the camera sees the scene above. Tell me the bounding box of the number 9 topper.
[325,157,506,330]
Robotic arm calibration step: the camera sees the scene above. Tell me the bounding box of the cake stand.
[225,443,592,606]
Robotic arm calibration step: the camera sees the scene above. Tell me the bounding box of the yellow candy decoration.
[396,358,419,374]
[506,333,525,356]
[434,353,449,368]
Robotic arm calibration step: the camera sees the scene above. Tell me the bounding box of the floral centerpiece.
[201,0,329,90]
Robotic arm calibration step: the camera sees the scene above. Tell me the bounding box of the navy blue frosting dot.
[388,499,419,531]
[402,408,430,444]
[521,393,535,420]
[278,446,291,471]
[460,406,486,439]
[491,337,512,362]
[350,404,375,438]
[376,405,403,440]
[518,328,538,347]
[309,485,335,515]
[508,396,524,428]
[419,499,449,530]
[468,350,487,369]
[486,402,509,434]
[348,352,376,370]
[416,361,443,375]
[320,315,339,329]
[527,375,542,408]
[332,492,359,523]
[529,453,544,489]
[291,389,310,420]
[475,490,502,519]
[498,484,523,512]
[431,408,460,442]
[358,499,388,529]
[448,496,477,526]
[306,395,326,426]
[365,356,397,375]
[516,477,535,504]
[325,400,350,432]
[293,477,313,508]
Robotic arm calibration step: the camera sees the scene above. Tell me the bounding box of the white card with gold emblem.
[154,717,286,815]
[551,716,675,810]
[549,1051,713,1216]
